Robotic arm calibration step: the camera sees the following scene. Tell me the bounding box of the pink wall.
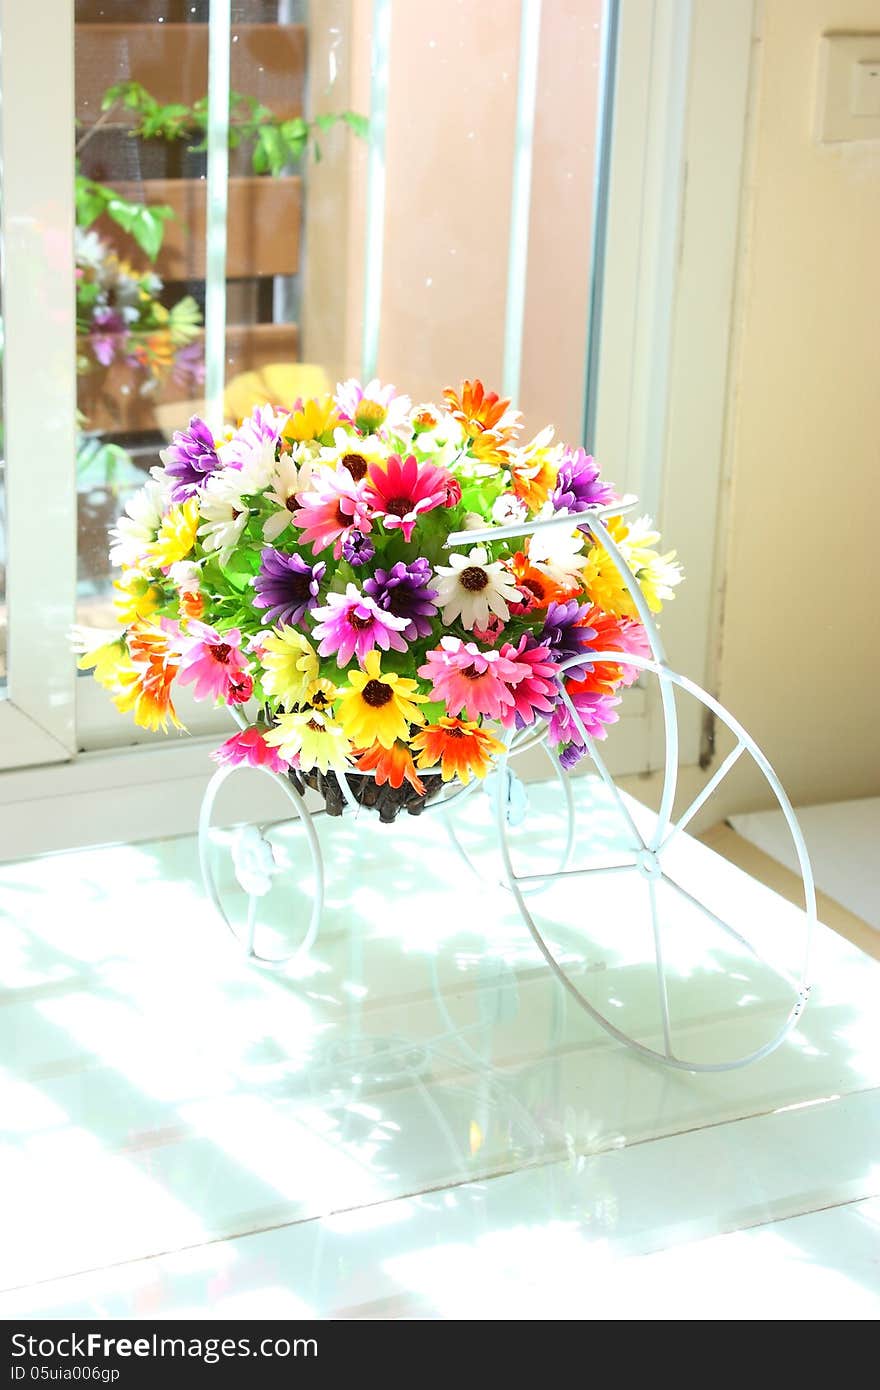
[374,0,603,440]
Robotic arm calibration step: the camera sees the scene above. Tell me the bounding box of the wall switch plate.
[817,32,880,141]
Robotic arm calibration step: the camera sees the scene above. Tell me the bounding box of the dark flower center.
[285,494,298,512]
[385,590,408,616]
[335,502,352,526]
[445,726,466,739]
[307,719,327,733]
[385,497,413,519]
[348,610,374,630]
[285,573,311,600]
[462,664,484,680]
[342,452,368,481]
[210,643,232,664]
[460,566,489,592]
[310,690,332,709]
[362,679,393,708]
[523,577,545,600]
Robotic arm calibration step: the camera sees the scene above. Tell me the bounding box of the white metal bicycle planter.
[199,502,816,1074]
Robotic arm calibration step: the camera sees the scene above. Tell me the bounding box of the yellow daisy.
[260,626,319,704]
[282,394,340,445]
[264,709,353,774]
[583,516,682,617]
[336,651,427,749]
[145,498,200,568]
[112,568,162,625]
[303,677,338,712]
[76,636,134,692]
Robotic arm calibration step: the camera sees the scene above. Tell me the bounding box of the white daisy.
[491,492,528,527]
[216,431,277,495]
[408,404,466,466]
[262,455,316,542]
[527,503,587,581]
[433,545,521,631]
[197,476,249,567]
[109,475,170,567]
[167,560,202,595]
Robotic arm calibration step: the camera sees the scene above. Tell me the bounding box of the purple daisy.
[311,583,410,668]
[341,531,376,567]
[551,448,616,517]
[253,548,326,628]
[160,416,221,502]
[558,742,588,771]
[363,558,439,641]
[540,600,598,679]
[549,689,620,747]
[219,403,287,470]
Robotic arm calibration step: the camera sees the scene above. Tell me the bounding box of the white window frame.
[589,0,755,776]
[0,0,78,770]
[0,0,756,858]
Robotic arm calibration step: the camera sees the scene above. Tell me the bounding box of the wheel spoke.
[648,878,673,1057]
[659,741,746,850]
[661,870,801,992]
[580,732,647,850]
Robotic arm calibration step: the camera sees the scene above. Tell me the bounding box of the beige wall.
[716,0,880,809]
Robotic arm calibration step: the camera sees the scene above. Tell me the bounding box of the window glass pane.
[74,0,324,641]
[371,0,606,443]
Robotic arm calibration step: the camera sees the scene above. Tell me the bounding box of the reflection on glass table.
[1,773,876,1317]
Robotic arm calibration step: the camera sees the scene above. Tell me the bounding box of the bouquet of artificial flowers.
[75,227,203,394]
[81,378,682,821]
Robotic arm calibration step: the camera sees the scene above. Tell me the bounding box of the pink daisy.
[364,454,452,543]
[335,378,412,436]
[291,464,373,559]
[177,620,250,702]
[418,636,524,721]
[471,614,505,645]
[497,635,561,729]
[311,584,410,667]
[211,725,289,774]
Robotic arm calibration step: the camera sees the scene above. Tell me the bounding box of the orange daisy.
[180,588,204,621]
[443,379,520,445]
[509,432,559,511]
[114,622,183,731]
[510,552,579,610]
[355,740,426,796]
[469,428,515,469]
[410,717,506,785]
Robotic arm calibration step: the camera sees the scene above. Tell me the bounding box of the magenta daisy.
[549,687,620,746]
[177,620,250,701]
[291,464,373,558]
[418,637,523,721]
[497,635,560,729]
[311,584,410,667]
[211,725,289,774]
[364,454,452,543]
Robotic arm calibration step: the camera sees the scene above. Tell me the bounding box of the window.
[0,0,754,851]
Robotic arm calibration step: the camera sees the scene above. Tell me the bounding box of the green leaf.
[105,196,139,235]
[342,110,370,140]
[255,124,286,177]
[130,204,174,261]
[74,180,110,228]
